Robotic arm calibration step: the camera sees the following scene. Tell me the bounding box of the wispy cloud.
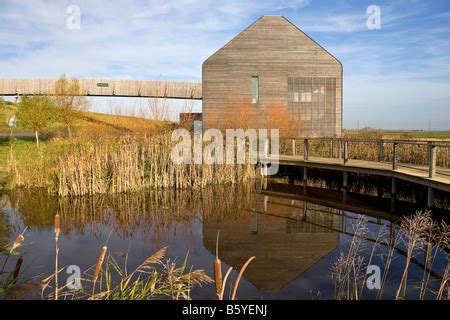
[0,0,449,129]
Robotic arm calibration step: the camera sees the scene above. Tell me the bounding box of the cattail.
[93,246,107,292]
[54,214,60,237]
[214,231,223,298]
[10,234,24,254]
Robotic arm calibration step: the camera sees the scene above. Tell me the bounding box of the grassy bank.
[1,104,166,135]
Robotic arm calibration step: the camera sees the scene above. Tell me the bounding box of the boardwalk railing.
[278,137,450,179]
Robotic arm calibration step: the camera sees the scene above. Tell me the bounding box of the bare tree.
[54,74,90,137]
[145,81,170,121]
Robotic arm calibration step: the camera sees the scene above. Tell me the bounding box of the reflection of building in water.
[203,195,340,291]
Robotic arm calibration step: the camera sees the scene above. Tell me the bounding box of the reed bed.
[331,211,449,300]
[8,134,260,196]
[1,221,211,300]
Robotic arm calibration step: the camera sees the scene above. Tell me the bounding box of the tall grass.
[42,245,212,300]
[331,211,449,300]
[8,133,260,196]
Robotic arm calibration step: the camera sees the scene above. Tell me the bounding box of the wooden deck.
[264,155,450,192]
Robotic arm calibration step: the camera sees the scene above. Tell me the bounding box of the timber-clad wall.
[202,15,343,137]
[0,78,202,100]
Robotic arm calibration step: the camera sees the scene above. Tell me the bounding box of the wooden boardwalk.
[264,155,450,193]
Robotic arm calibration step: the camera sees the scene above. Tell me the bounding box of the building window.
[287,77,336,136]
[252,76,259,103]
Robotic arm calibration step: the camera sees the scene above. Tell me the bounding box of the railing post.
[304,139,308,161]
[428,143,437,178]
[292,139,296,156]
[330,139,334,158]
[338,139,342,159]
[392,142,398,170]
[343,140,348,164]
[378,140,384,162]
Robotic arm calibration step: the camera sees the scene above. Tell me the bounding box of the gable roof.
[203,15,342,67]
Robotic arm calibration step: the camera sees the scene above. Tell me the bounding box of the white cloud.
[0,0,449,129]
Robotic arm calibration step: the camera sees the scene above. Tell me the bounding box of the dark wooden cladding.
[202,15,343,137]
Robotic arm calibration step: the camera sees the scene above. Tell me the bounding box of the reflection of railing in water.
[248,195,445,280]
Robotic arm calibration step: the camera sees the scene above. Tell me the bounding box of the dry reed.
[54,214,60,300]
[9,134,260,196]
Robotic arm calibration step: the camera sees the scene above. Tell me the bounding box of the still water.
[1,182,449,300]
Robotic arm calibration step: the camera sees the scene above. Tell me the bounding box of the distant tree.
[54,74,90,137]
[16,95,58,148]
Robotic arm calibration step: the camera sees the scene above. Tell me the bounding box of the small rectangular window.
[252,76,259,103]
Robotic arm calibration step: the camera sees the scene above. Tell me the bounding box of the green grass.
[0,137,45,190]
[380,130,450,140]
[345,129,450,140]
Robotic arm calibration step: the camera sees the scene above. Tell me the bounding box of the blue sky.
[1,0,449,129]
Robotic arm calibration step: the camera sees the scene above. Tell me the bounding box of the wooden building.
[202,16,343,137]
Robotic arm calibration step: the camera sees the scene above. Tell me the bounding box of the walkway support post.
[303,167,308,194]
[390,177,396,214]
[392,142,399,170]
[303,139,308,161]
[343,140,348,164]
[292,139,296,156]
[428,143,437,178]
[427,187,434,208]
[343,171,348,189]
[391,177,396,196]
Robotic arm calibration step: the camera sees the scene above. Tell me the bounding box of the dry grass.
[331,211,449,300]
[8,133,260,196]
[42,244,212,300]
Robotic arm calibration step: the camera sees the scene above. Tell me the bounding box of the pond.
[0,181,449,300]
